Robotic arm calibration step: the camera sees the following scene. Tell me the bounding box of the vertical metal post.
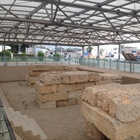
[124,60,126,71]
[16,56,18,66]
[103,59,105,68]
[130,61,132,73]
[133,61,135,73]
[117,44,121,70]
[55,45,57,54]
[26,55,28,66]
[97,45,99,58]
[18,44,21,54]
[110,59,111,69]
[61,56,62,65]
[82,46,84,57]
[3,43,6,66]
[45,56,46,64]
[97,58,99,68]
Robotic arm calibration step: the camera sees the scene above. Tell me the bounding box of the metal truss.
[0,0,140,46]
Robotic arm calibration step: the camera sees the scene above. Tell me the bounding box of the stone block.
[29,71,44,77]
[78,73,89,83]
[57,84,75,93]
[75,83,85,90]
[61,74,70,83]
[68,90,82,99]
[68,98,77,106]
[89,72,102,82]
[28,64,50,71]
[77,99,82,104]
[85,121,108,140]
[36,99,56,108]
[82,87,98,106]
[56,98,77,107]
[37,92,68,102]
[43,74,62,85]
[84,82,95,88]
[35,81,55,94]
[51,85,57,93]
[56,100,67,107]
[108,91,140,122]
[82,102,140,140]
[28,77,40,85]
[69,73,79,83]
[114,79,123,84]
[95,81,108,85]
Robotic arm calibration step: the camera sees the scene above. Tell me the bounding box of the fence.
[0,56,140,73]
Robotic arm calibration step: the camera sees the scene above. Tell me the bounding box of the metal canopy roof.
[0,0,140,46]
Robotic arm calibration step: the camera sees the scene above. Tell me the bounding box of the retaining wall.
[81,83,140,140]
[35,71,123,108]
[27,64,78,86]
[0,66,28,82]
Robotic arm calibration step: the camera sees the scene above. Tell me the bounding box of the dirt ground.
[0,81,87,140]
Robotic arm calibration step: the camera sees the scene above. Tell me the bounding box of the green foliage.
[53,53,61,61]
[20,52,27,61]
[6,43,18,53]
[86,46,93,53]
[0,50,11,61]
[38,52,44,61]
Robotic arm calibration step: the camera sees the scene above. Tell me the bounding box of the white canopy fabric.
[0,0,140,46]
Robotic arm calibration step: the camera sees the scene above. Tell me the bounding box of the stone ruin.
[26,64,78,86]
[35,70,123,108]
[81,83,140,140]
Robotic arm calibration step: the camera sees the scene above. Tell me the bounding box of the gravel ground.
[0,81,87,140]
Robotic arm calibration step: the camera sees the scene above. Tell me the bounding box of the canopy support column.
[82,46,84,56]
[18,44,22,54]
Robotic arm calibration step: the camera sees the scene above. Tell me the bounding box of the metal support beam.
[117,44,121,70]
[82,46,84,57]
[52,0,61,23]
[97,45,99,58]
[18,44,22,54]
[0,16,139,35]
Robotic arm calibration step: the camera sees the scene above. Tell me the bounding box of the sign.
[122,53,137,61]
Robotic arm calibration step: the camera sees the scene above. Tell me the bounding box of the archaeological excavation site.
[1,64,140,140]
[2,0,140,139]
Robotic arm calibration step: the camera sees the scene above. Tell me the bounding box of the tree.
[86,46,93,53]
[38,52,44,61]
[0,50,11,61]
[99,48,104,56]
[6,43,18,53]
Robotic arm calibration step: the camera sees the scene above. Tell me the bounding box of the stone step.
[15,111,34,139]
[29,118,47,140]
[6,107,47,140]
[6,107,23,133]
[22,115,41,140]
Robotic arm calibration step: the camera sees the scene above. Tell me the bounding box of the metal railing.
[0,99,16,140]
[0,56,140,73]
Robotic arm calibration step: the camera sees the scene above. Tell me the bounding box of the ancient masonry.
[27,64,78,86]
[34,68,123,108]
[81,83,140,140]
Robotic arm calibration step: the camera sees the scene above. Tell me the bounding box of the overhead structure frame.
[0,0,140,46]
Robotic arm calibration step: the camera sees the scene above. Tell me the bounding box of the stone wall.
[35,71,123,108]
[27,64,78,86]
[81,83,140,140]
